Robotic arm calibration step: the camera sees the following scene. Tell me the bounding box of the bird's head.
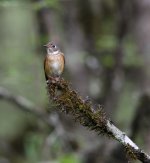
[44,42,60,55]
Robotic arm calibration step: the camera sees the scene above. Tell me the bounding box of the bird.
[44,42,65,82]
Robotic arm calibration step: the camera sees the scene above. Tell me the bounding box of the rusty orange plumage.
[44,42,65,81]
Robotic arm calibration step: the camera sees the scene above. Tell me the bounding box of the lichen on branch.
[47,78,108,135]
[46,77,150,163]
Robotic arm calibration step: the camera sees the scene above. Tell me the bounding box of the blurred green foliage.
[33,0,61,11]
[0,2,46,162]
[0,101,26,139]
[0,2,46,104]
[24,133,44,162]
[59,154,80,163]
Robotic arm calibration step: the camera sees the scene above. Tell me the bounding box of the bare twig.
[0,86,51,125]
[0,86,77,152]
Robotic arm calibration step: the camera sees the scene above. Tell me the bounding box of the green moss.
[47,78,108,136]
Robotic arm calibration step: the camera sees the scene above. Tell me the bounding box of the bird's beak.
[43,44,47,47]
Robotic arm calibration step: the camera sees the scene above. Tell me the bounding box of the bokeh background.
[0,0,150,163]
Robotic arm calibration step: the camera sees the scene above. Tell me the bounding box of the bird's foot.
[47,76,62,86]
[55,76,61,82]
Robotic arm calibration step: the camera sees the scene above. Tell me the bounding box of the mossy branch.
[46,77,150,163]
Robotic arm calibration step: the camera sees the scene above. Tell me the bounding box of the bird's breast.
[45,54,64,77]
[51,60,62,73]
[52,60,60,69]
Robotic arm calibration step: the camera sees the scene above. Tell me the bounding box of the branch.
[0,86,78,151]
[46,78,150,163]
[0,86,51,125]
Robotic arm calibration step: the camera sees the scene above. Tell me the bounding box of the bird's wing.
[44,56,48,81]
[61,52,65,65]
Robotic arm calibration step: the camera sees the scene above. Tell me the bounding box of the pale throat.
[47,49,59,55]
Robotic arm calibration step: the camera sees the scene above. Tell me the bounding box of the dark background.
[0,0,150,163]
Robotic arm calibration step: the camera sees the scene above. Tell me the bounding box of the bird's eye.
[52,45,56,48]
